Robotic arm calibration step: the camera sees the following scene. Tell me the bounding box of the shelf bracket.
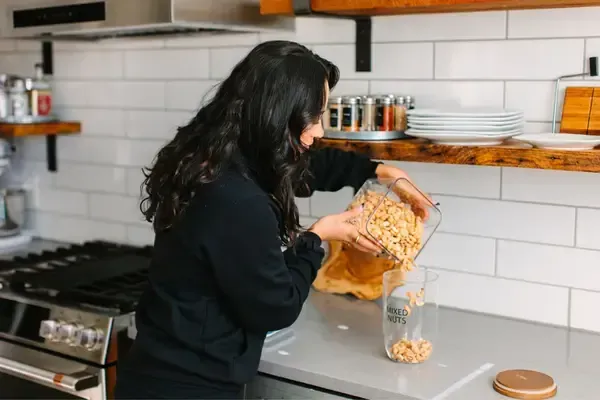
[42,40,58,172]
[292,0,372,73]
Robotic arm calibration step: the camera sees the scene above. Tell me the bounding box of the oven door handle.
[0,355,99,392]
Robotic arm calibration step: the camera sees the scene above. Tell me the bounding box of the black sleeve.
[203,195,324,333]
[298,147,381,197]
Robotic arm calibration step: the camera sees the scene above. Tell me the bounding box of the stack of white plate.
[406,108,525,146]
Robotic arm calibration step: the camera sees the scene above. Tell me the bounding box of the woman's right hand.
[308,207,383,255]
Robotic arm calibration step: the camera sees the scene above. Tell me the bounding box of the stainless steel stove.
[0,241,152,399]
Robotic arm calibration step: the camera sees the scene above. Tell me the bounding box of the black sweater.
[117,148,379,397]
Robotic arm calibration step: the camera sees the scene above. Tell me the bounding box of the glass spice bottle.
[376,96,394,131]
[325,96,343,131]
[394,96,408,132]
[361,96,376,131]
[342,96,361,132]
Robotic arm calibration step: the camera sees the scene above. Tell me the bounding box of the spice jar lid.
[363,96,376,104]
[493,370,557,399]
[376,96,393,105]
[342,96,360,104]
[328,96,343,105]
[395,96,406,105]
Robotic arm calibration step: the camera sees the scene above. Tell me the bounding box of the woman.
[114,40,417,399]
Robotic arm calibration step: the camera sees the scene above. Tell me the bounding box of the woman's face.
[299,82,330,149]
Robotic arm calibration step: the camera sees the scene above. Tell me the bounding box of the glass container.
[348,177,442,271]
[383,268,439,363]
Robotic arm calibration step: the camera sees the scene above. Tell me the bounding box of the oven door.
[0,339,103,399]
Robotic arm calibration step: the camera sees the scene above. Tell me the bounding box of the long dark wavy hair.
[140,40,339,245]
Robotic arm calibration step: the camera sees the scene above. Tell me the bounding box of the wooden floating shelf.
[319,138,600,173]
[0,121,81,137]
[261,0,600,16]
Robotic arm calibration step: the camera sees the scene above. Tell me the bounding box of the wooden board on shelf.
[0,121,81,137]
[318,138,600,173]
[261,0,600,15]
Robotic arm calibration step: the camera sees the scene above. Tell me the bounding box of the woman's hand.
[374,164,434,219]
[308,207,382,255]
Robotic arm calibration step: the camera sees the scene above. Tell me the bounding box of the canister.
[326,96,343,131]
[341,96,361,132]
[375,96,394,131]
[8,78,29,120]
[361,96,376,131]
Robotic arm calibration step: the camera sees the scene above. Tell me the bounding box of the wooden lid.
[493,370,557,399]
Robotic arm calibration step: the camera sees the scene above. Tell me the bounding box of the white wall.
[1,7,600,333]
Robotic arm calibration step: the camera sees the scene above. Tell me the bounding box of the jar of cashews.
[347,177,441,272]
[383,268,439,364]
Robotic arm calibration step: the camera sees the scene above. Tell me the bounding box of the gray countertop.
[7,240,600,399]
[261,290,600,400]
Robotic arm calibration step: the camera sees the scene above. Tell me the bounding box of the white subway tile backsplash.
[119,82,167,109]
[126,168,144,198]
[436,196,576,245]
[570,290,600,333]
[0,40,15,52]
[313,43,433,79]
[331,80,370,96]
[90,194,144,225]
[417,233,496,275]
[575,208,600,250]
[53,164,127,194]
[126,111,179,140]
[508,7,600,39]
[210,47,254,79]
[53,82,90,108]
[32,212,127,243]
[502,168,600,207]
[259,17,354,44]
[55,108,126,137]
[165,81,219,111]
[54,51,123,79]
[0,53,41,75]
[505,80,600,122]
[124,49,210,79]
[373,11,506,42]
[31,188,88,216]
[435,269,569,326]
[435,39,584,80]
[369,81,504,109]
[310,188,354,218]
[384,161,501,198]
[497,240,600,291]
[295,197,311,216]
[299,217,318,229]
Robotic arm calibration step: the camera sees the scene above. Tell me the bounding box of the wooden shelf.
[261,0,600,15]
[0,121,81,137]
[319,138,600,173]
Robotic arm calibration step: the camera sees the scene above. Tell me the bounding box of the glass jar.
[325,96,343,131]
[347,177,441,271]
[342,96,361,132]
[383,268,439,364]
[361,96,376,131]
[375,96,394,131]
[394,96,407,132]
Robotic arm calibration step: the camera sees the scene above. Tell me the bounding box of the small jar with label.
[361,96,376,131]
[8,78,29,121]
[325,96,343,131]
[376,96,394,131]
[405,95,415,110]
[342,96,361,132]
[394,96,408,132]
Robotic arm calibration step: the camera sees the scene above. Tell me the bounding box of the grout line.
[573,208,579,247]
[493,239,499,276]
[498,167,503,199]
[567,288,573,328]
[432,42,436,80]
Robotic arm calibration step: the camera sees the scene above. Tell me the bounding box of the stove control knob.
[39,319,60,341]
[77,328,104,351]
[57,322,81,345]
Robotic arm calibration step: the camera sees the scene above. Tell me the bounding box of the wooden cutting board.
[559,86,600,135]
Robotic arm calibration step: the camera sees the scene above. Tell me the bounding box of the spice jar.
[29,63,53,119]
[8,78,29,120]
[0,75,8,121]
[342,96,361,132]
[405,95,415,110]
[325,96,343,131]
[383,268,439,364]
[394,96,408,132]
[361,96,376,131]
[376,96,394,131]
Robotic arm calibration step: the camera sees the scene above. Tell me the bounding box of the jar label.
[375,108,384,127]
[36,91,52,116]
[329,108,339,127]
[386,305,408,325]
[342,106,353,127]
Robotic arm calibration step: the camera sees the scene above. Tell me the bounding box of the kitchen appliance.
[1,0,293,41]
[0,240,152,399]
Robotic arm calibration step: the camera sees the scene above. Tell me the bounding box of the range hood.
[1,0,293,41]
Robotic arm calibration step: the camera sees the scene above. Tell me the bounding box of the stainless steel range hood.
[0,0,294,41]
